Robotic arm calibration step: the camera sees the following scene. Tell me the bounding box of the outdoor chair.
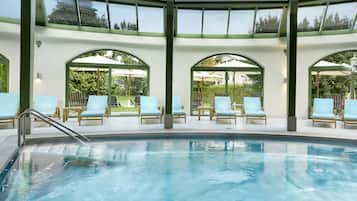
[343,99,357,128]
[79,95,109,125]
[0,93,19,128]
[34,96,60,119]
[139,96,163,124]
[111,96,119,107]
[243,97,267,124]
[173,96,186,123]
[311,98,336,128]
[214,96,237,124]
[69,92,87,107]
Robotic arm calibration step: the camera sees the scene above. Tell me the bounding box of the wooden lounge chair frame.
[78,107,109,126]
[213,98,237,125]
[139,105,163,124]
[173,105,187,123]
[243,106,267,125]
[311,106,337,128]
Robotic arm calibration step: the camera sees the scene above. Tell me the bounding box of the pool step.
[25,144,126,162]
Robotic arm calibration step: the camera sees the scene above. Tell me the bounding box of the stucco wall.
[1,22,357,119]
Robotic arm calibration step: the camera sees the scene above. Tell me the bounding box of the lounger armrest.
[56,107,61,119]
[78,106,86,115]
[159,105,164,116]
[105,107,110,118]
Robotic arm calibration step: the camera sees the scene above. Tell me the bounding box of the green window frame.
[0,54,9,93]
[190,54,264,116]
[65,49,150,117]
[308,50,357,118]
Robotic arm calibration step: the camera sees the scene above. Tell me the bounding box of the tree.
[0,63,8,92]
[48,1,78,25]
[255,15,280,33]
[298,16,321,32]
[48,1,108,28]
[324,51,356,64]
[112,20,138,31]
[324,13,350,30]
[69,70,109,96]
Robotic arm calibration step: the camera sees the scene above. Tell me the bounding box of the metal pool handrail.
[17,109,90,147]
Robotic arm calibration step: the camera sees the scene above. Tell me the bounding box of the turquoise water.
[2,139,357,201]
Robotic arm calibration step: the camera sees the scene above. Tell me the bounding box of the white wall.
[0,23,20,93]
[173,38,286,118]
[1,22,357,118]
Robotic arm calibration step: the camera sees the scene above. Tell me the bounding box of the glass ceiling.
[1,0,357,37]
[0,0,20,21]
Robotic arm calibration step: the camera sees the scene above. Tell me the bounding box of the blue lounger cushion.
[344,114,357,120]
[173,96,186,115]
[244,97,266,116]
[312,113,335,119]
[216,111,236,116]
[246,110,266,117]
[81,96,108,117]
[214,96,235,116]
[140,96,160,115]
[81,110,106,117]
[0,93,19,119]
[312,98,335,119]
[344,99,357,120]
[34,96,58,116]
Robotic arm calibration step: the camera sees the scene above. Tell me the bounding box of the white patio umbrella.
[72,55,124,65]
[214,59,260,68]
[215,59,260,101]
[312,60,351,97]
[112,69,147,96]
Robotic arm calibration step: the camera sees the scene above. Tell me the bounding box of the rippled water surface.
[2,139,357,201]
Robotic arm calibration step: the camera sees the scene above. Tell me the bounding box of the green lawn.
[110,96,138,113]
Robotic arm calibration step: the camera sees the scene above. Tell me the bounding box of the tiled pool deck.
[0,116,356,142]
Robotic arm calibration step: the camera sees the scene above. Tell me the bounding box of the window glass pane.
[177,9,202,35]
[138,6,163,33]
[45,0,78,25]
[109,3,137,31]
[255,8,282,33]
[203,10,228,35]
[79,0,109,28]
[0,0,20,20]
[323,2,357,30]
[0,56,9,92]
[229,10,255,35]
[298,6,324,32]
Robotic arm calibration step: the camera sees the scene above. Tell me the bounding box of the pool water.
[2,138,357,201]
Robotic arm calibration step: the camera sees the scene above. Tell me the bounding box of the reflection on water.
[2,139,357,201]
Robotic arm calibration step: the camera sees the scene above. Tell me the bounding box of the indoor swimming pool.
[1,138,357,201]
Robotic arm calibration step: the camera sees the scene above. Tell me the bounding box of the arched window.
[66,50,149,115]
[309,50,357,116]
[191,54,264,115]
[0,54,9,92]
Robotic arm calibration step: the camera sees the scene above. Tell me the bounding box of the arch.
[307,49,357,70]
[0,53,9,92]
[66,48,150,67]
[190,53,265,115]
[191,53,265,71]
[308,49,357,117]
[65,49,150,116]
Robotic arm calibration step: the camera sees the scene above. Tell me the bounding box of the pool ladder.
[18,109,90,147]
